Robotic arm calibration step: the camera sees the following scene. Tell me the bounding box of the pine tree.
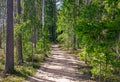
[5,0,14,73]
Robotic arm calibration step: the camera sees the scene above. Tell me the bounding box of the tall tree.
[0,2,2,48]
[16,0,23,64]
[5,0,14,73]
[0,33,1,48]
[72,0,77,50]
[42,0,45,55]
[51,0,57,42]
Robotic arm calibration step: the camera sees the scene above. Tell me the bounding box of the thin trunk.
[73,1,77,50]
[78,0,80,15]
[17,0,23,65]
[76,0,80,48]
[31,36,34,64]
[33,27,37,48]
[16,34,23,64]
[5,0,14,73]
[42,0,45,28]
[66,26,70,50]
[0,32,2,48]
[31,26,37,63]
[0,2,2,48]
[73,34,76,50]
[52,0,57,42]
[42,0,46,55]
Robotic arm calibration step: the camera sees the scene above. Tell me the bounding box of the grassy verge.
[0,49,46,82]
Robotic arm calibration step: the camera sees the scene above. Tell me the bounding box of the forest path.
[27,44,95,82]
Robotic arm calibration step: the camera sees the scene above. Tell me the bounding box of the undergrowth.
[0,49,46,82]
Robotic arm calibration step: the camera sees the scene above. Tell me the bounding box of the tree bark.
[16,33,23,64]
[42,0,46,55]
[5,0,14,73]
[73,34,76,50]
[33,27,37,48]
[0,3,2,48]
[16,0,23,65]
[0,32,2,48]
[52,0,57,42]
[72,1,77,50]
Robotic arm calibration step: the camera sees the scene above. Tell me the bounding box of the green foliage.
[0,0,55,81]
[57,0,120,81]
[14,20,31,38]
[0,48,44,82]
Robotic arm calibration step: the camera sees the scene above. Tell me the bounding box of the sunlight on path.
[27,44,95,82]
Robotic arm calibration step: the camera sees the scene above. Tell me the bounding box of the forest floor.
[27,44,96,82]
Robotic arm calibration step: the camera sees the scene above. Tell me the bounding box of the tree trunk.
[16,0,23,65]
[33,27,37,48]
[5,0,14,73]
[31,27,37,63]
[75,0,80,49]
[0,32,2,48]
[42,0,46,55]
[0,3,2,48]
[73,34,77,50]
[52,0,57,42]
[72,0,77,50]
[16,33,23,64]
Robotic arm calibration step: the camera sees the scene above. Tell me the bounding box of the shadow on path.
[27,44,95,82]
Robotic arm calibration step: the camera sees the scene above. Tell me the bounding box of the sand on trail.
[27,44,95,82]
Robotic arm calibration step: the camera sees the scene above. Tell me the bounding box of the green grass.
[0,49,45,82]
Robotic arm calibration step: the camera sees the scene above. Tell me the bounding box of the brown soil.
[26,44,96,82]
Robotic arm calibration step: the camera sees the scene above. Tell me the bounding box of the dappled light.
[0,0,120,82]
[27,45,94,82]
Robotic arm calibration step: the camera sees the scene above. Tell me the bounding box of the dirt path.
[27,44,95,82]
